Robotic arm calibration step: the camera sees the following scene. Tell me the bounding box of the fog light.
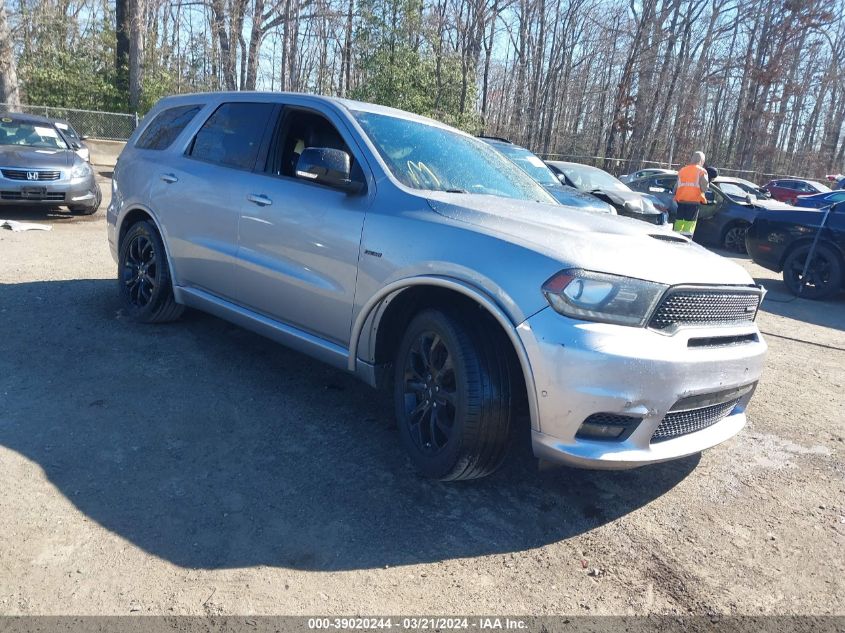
[576,414,640,441]
[576,423,627,440]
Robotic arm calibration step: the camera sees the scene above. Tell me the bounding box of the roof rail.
[477,135,513,144]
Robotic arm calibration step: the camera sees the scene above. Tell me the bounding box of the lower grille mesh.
[651,398,740,443]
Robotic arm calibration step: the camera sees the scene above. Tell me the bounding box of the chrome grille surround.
[648,286,762,332]
[1,169,62,181]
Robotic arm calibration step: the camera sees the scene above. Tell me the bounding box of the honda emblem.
[26,171,38,181]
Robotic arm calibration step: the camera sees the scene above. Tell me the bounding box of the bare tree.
[0,0,20,107]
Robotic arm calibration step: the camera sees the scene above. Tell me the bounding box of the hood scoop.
[649,233,689,244]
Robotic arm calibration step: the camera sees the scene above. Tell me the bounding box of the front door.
[232,105,372,347]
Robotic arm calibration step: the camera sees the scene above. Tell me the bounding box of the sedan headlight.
[623,199,643,213]
[542,269,668,326]
[71,161,92,179]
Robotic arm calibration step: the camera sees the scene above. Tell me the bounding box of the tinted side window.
[136,105,201,150]
[189,102,275,170]
[267,109,352,178]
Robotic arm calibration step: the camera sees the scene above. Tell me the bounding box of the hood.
[590,187,663,216]
[749,198,804,211]
[0,145,75,169]
[543,183,614,213]
[425,192,755,287]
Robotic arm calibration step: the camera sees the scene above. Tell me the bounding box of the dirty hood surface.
[427,192,756,287]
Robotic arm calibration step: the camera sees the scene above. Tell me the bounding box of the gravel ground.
[0,174,843,617]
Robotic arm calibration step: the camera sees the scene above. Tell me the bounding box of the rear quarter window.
[136,105,202,150]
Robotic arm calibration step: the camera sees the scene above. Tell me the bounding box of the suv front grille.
[1,169,61,181]
[651,399,740,442]
[649,288,761,331]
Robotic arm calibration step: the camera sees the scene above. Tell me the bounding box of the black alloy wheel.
[122,233,158,309]
[401,330,459,453]
[723,224,748,253]
[118,220,184,322]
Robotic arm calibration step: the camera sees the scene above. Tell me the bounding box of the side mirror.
[745,194,755,205]
[704,190,716,205]
[295,147,363,193]
[71,141,81,150]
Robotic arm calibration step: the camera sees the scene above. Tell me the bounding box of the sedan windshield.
[0,118,68,149]
[562,164,629,193]
[353,111,554,203]
[808,181,831,193]
[718,182,748,199]
[490,143,560,186]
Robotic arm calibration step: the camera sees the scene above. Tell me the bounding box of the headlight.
[623,199,643,213]
[542,269,668,326]
[71,161,92,179]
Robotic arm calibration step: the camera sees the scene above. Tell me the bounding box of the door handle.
[160,173,178,184]
[247,193,272,207]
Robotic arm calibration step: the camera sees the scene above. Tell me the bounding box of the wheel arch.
[779,235,845,274]
[350,277,541,431]
[117,205,179,284]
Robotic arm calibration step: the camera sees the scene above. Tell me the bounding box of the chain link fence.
[0,103,138,141]
[541,152,822,184]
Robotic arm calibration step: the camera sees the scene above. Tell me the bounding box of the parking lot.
[0,170,843,616]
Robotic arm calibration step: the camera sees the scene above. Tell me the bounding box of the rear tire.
[393,309,512,481]
[782,243,843,300]
[118,220,184,322]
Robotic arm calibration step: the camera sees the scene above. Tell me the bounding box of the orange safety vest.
[675,164,707,203]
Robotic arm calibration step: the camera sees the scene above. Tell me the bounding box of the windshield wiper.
[445,188,468,194]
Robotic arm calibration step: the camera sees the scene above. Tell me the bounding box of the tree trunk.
[128,0,144,110]
[0,0,19,107]
[115,0,130,98]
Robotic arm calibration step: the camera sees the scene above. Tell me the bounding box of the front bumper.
[519,307,767,469]
[0,175,98,208]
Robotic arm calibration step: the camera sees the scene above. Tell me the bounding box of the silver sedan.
[0,113,101,214]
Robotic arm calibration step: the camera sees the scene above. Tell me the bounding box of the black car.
[544,160,668,225]
[746,201,844,300]
[628,172,801,253]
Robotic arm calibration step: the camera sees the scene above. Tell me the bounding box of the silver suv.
[108,92,767,480]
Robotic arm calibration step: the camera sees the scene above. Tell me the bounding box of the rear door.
[231,104,373,346]
[151,101,277,300]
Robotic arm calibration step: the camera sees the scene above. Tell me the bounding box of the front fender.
[349,275,543,432]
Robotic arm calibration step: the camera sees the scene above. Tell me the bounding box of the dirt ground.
[0,172,843,617]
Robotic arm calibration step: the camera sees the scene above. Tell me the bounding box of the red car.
[763,178,830,204]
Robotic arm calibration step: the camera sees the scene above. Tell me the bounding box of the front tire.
[722,223,749,253]
[782,243,843,300]
[118,220,184,322]
[393,309,512,481]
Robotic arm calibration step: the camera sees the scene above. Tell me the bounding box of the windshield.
[718,182,748,199]
[489,143,560,186]
[0,118,68,149]
[354,112,554,203]
[809,181,831,193]
[561,164,629,193]
[56,123,81,142]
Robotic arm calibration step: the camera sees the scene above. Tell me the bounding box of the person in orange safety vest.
[673,151,709,237]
